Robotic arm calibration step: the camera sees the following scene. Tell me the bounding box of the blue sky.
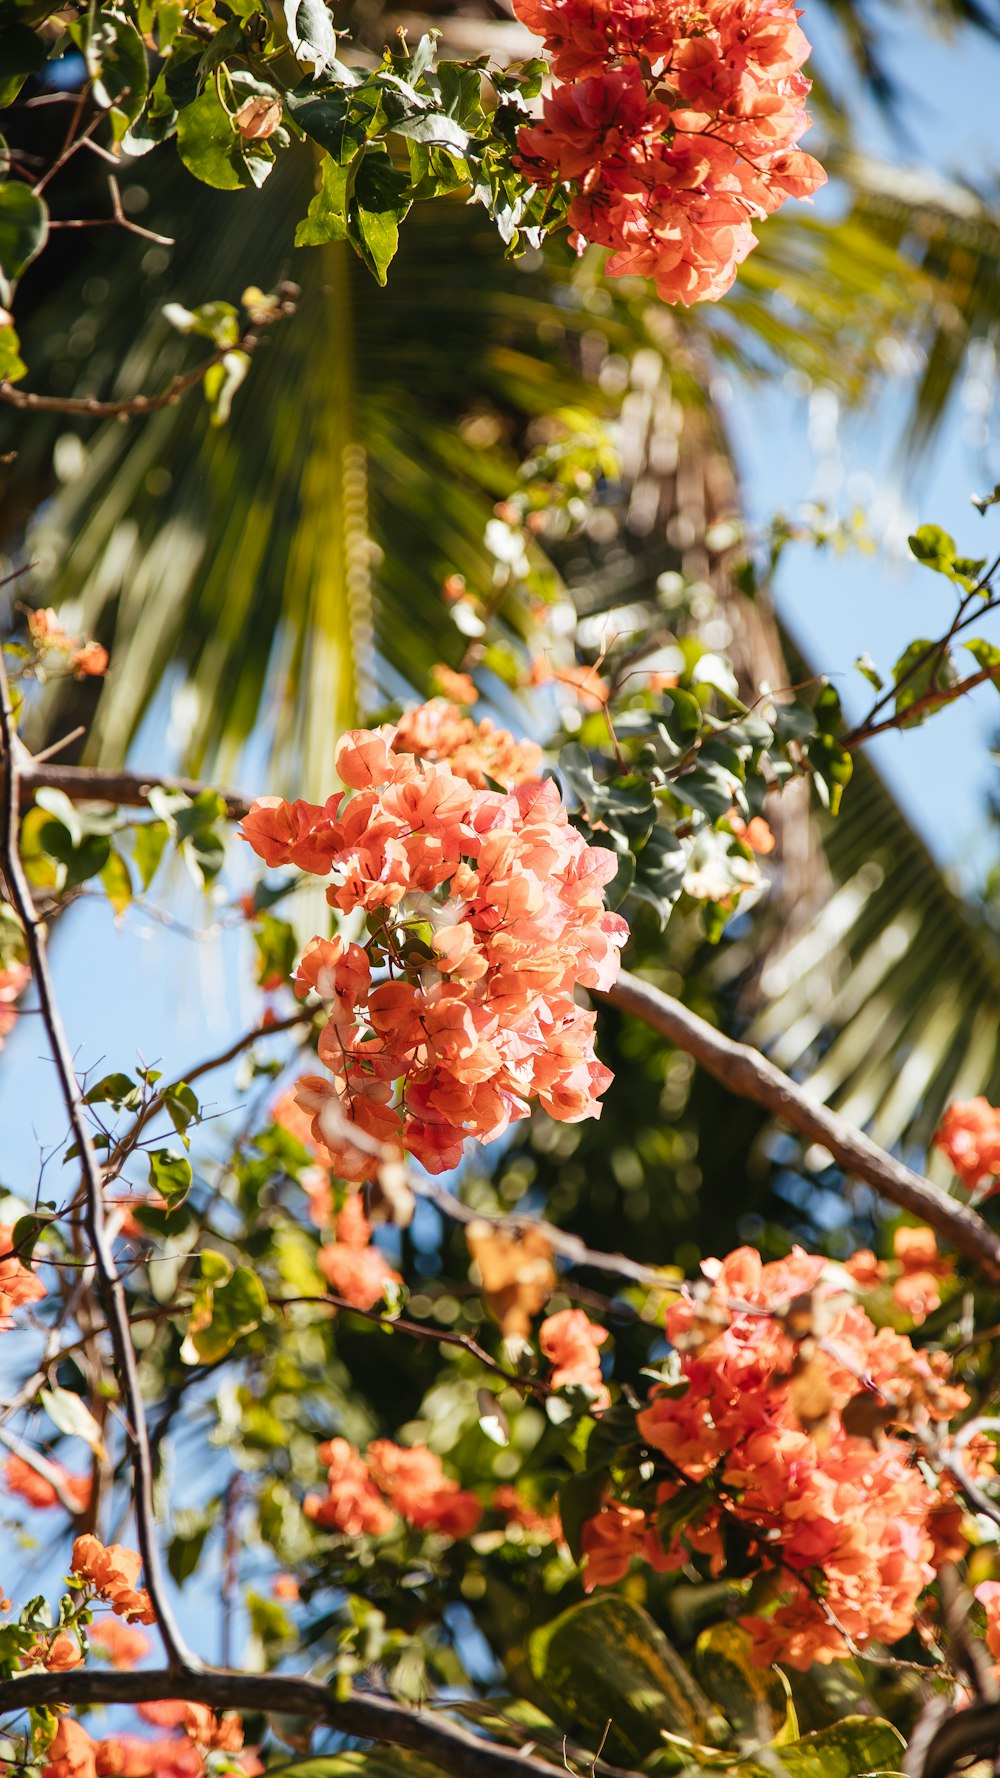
[727,2,1000,884]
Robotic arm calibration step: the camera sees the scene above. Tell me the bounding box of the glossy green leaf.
[694,1622,797,1747]
[0,23,45,108]
[529,1595,717,1765]
[0,183,47,307]
[148,1147,194,1205]
[0,322,26,384]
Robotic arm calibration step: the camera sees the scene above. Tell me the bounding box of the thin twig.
[0,653,200,1673]
[274,1293,551,1399]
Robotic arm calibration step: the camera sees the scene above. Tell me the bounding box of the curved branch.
[0,661,201,1672]
[920,1700,1000,1778]
[0,1669,618,1778]
[599,971,1000,1283]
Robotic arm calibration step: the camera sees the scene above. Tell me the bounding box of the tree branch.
[16,763,251,822]
[599,971,1000,1284]
[0,1669,616,1778]
[0,659,201,1673]
[0,298,296,423]
[918,1699,1000,1778]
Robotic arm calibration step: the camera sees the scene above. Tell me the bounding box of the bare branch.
[0,656,201,1673]
[0,1669,615,1778]
[599,972,1000,1284]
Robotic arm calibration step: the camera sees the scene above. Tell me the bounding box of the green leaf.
[162,1081,200,1141]
[183,827,226,886]
[100,847,132,915]
[181,1254,269,1364]
[167,1506,215,1586]
[720,1718,904,1778]
[556,1468,608,1563]
[907,523,956,573]
[0,23,45,108]
[148,1147,194,1205]
[295,152,351,247]
[694,1622,797,1746]
[176,79,262,191]
[11,1213,54,1265]
[965,637,1000,692]
[891,637,958,727]
[0,321,26,384]
[39,1386,105,1457]
[807,733,853,816]
[85,1072,142,1110]
[0,183,48,308]
[283,0,337,73]
[203,349,250,425]
[82,11,148,129]
[854,651,883,690]
[132,820,169,890]
[349,148,411,285]
[253,912,297,987]
[530,1596,718,1765]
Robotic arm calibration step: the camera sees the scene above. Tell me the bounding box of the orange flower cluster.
[540,1308,610,1408]
[393,696,543,790]
[317,1190,401,1311]
[243,715,626,1176]
[28,608,109,680]
[0,1221,46,1325]
[935,1097,1000,1194]
[44,1705,252,1778]
[846,1227,952,1326]
[4,1454,91,1514]
[89,1618,150,1668]
[71,1537,156,1625]
[514,0,826,305]
[582,1246,970,1668]
[305,1435,481,1540]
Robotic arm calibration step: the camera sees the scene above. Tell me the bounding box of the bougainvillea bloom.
[317,1192,401,1311]
[71,1536,156,1624]
[514,0,826,306]
[540,1308,611,1407]
[580,1245,971,1667]
[305,1434,481,1540]
[935,1097,1000,1193]
[88,1618,151,1668]
[4,1454,91,1513]
[0,1221,46,1324]
[243,708,626,1177]
[367,1439,483,1537]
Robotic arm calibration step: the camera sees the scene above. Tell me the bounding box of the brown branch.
[0,657,200,1673]
[0,1669,601,1778]
[0,294,295,422]
[0,342,245,420]
[599,971,1000,1284]
[17,763,252,821]
[845,659,1000,747]
[919,1700,1000,1778]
